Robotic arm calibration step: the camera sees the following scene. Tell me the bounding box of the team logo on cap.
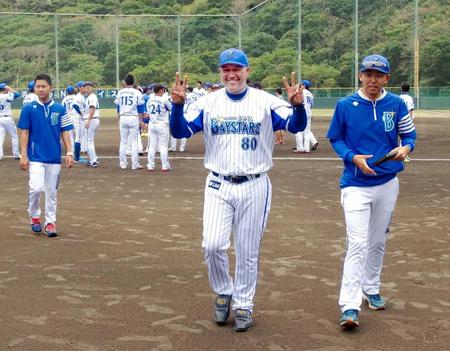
[382,111,395,132]
[226,50,235,59]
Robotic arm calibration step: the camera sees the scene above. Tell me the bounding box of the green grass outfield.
[11,109,450,119]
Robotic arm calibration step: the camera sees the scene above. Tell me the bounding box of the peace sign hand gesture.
[282,72,304,106]
[171,72,188,104]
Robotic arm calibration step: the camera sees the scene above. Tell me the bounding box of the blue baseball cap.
[360,54,390,74]
[66,85,75,94]
[219,48,249,67]
[0,83,6,90]
[75,81,84,88]
[28,80,35,90]
[301,80,311,89]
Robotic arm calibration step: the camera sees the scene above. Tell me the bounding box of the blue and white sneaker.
[340,309,359,329]
[30,217,42,233]
[90,161,99,168]
[363,292,386,310]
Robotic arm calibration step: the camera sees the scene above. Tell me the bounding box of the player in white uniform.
[0,83,20,160]
[62,85,83,162]
[399,82,415,162]
[18,74,74,237]
[399,81,415,119]
[170,48,307,332]
[115,74,145,170]
[293,80,318,153]
[193,80,207,100]
[73,81,88,163]
[22,80,38,106]
[169,86,193,152]
[82,82,100,167]
[146,84,172,171]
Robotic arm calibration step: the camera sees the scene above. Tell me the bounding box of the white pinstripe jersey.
[303,89,314,117]
[23,93,38,106]
[75,93,85,117]
[184,87,293,175]
[61,95,77,117]
[147,95,171,123]
[83,93,100,119]
[0,92,16,116]
[114,87,145,116]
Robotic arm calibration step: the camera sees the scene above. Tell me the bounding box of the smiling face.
[220,64,250,94]
[34,79,52,103]
[359,69,390,100]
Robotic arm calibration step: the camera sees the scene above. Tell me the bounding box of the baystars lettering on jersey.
[183,87,293,176]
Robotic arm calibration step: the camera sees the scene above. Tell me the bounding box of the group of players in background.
[0,77,415,168]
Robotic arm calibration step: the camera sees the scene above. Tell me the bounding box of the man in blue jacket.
[327,54,417,329]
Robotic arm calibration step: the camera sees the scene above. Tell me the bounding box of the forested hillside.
[0,0,448,88]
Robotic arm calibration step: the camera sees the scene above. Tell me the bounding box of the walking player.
[0,83,20,160]
[327,54,417,329]
[170,48,307,332]
[18,74,74,237]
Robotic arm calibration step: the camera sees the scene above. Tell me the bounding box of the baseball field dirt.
[1,114,449,350]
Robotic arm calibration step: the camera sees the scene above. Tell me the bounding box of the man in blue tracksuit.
[327,54,417,329]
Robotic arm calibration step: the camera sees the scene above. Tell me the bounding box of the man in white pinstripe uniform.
[170,48,307,332]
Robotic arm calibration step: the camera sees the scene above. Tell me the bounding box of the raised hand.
[282,72,304,106]
[171,72,188,104]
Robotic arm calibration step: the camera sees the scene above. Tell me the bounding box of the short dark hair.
[275,87,282,95]
[124,74,134,86]
[34,74,52,86]
[187,86,193,93]
[252,82,263,90]
[401,81,410,92]
[153,84,164,94]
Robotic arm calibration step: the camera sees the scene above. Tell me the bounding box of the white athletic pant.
[0,117,19,158]
[69,115,82,146]
[147,123,170,170]
[84,118,100,164]
[202,172,272,312]
[295,114,316,152]
[170,134,187,151]
[339,177,399,312]
[119,115,140,169]
[28,162,61,225]
[127,130,144,154]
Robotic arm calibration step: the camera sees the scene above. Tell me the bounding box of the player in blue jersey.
[18,74,74,237]
[0,83,21,160]
[327,54,417,329]
[170,48,307,332]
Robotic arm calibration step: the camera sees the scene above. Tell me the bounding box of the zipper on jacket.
[372,100,377,121]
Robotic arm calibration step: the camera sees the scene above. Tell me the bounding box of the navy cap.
[66,85,75,94]
[75,81,84,88]
[204,82,212,88]
[28,80,35,90]
[83,81,94,87]
[301,80,311,89]
[0,83,6,90]
[360,54,390,74]
[219,48,249,67]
